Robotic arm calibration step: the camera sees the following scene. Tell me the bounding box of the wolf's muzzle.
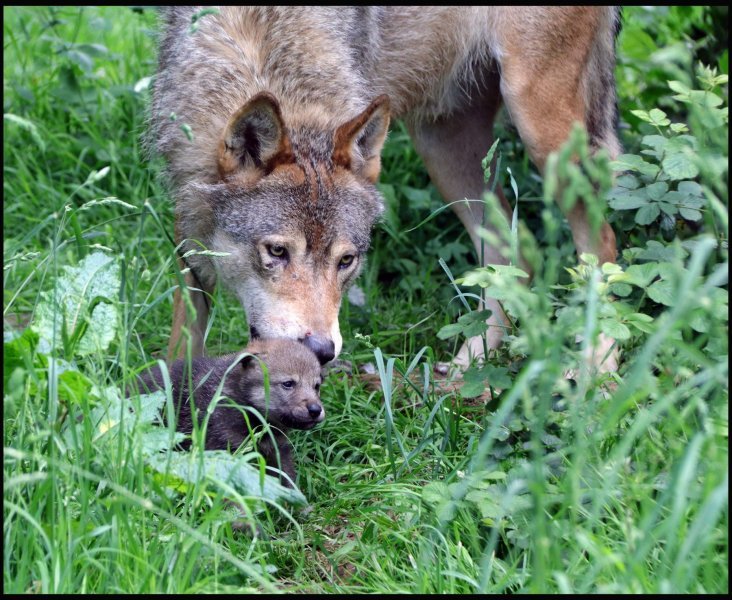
[301,334,335,365]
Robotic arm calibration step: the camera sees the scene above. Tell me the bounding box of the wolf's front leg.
[168,257,213,362]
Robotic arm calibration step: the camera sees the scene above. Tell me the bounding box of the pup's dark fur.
[136,338,324,487]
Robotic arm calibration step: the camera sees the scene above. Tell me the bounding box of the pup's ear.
[239,351,269,370]
[239,354,258,370]
[333,95,390,183]
[218,92,294,179]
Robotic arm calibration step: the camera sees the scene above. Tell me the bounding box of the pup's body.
[137,338,324,487]
[152,7,621,371]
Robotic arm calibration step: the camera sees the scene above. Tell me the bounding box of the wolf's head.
[184,92,390,364]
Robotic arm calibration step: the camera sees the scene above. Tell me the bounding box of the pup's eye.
[281,380,296,389]
[338,254,355,269]
[268,245,288,259]
[315,383,321,392]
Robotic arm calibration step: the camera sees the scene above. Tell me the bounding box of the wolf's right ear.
[333,95,390,183]
[218,92,294,179]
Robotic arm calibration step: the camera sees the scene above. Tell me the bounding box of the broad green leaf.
[689,90,723,107]
[610,154,660,177]
[461,364,511,398]
[458,270,490,288]
[614,174,640,190]
[401,186,433,209]
[679,207,702,221]
[457,310,493,325]
[647,279,675,306]
[630,109,650,122]
[484,366,512,390]
[635,203,661,225]
[146,450,307,506]
[623,263,659,288]
[600,319,631,341]
[658,202,677,216]
[667,135,698,152]
[460,377,487,399]
[609,282,633,297]
[625,312,656,333]
[663,151,699,180]
[437,310,492,340]
[436,323,464,340]
[657,261,688,282]
[3,327,38,390]
[64,49,94,72]
[688,309,709,333]
[486,264,530,279]
[140,429,188,458]
[133,390,168,425]
[32,251,120,356]
[465,489,502,521]
[637,240,686,262]
[609,193,648,211]
[59,369,93,407]
[422,481,450,505]
[646,182,669,201]
[663,191,703,209]
[648,108,670,127]
[602,262,624,275]
[677,180,703,197]
[667,80,691,96]
[620,24,657,60]
[640,134,667,158]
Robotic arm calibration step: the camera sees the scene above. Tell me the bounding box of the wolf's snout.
[301,335,335,365]
[306,402,322,418]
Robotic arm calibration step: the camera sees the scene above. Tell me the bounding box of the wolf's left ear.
[333,95,390,183]
[218,92,294,179]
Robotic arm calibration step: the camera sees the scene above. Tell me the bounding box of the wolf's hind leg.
[496,7,621,374]
[407,78,515,369]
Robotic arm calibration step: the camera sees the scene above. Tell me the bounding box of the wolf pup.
[137,338,324,487]
[152,7,621,372]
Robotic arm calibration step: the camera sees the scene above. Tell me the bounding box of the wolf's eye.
[281,380,296,389]
[338,254,355,269]
[268,245,287,259]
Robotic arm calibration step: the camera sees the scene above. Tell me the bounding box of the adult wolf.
[152,6,621,370]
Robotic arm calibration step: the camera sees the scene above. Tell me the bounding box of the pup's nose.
[301,335,335,365]
[307,402,322,418]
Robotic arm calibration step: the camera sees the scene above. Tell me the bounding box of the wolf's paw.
[564,332,620,392]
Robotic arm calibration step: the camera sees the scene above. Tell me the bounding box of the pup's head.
[228,338,325,430]
[186,92,390,365]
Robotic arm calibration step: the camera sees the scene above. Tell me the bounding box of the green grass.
[4,6,728,594]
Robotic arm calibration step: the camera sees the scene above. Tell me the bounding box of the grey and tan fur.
[136,338,324,487]
[151,6,621,372]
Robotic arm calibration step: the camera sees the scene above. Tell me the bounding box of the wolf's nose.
[307,403,322,418]
[301,335,335,365]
